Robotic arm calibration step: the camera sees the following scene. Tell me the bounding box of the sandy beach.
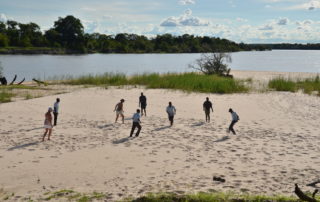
[0,71,319,201]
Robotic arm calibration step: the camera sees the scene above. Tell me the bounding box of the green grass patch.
[43,190,106,202]
[127,192,300,202]
[0,90,14,103]
[269,76,320,95]
[63,72,248,94]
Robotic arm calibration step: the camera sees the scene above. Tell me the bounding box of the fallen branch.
[308,180,320,188]
[17,78,25,85]
[32,78,47,86]
[295,184,318,202]
[9,75,17,85]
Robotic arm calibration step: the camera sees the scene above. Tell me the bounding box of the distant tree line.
[0,15,259,53]
[0,15,319,54]
[247,43,320,50]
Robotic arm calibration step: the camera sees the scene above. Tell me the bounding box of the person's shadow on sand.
[7,141,40,151]
[213,136,230,143]
[191,122,205,127]
[98,124,114,129]
[153,125,171,131]
[112,137,132,144]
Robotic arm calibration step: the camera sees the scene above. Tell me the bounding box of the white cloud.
[179,0,196,5]
[288,0,320,10]
[259,24,274,30]
[236,17,248,23]
[277,17,289,25]
[0,14,7,22]
[160,9,209,27]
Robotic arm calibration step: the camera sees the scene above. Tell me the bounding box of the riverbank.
[0,47,89,55]
[0,71,319,201]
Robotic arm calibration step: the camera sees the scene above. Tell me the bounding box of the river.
[0,50,319,81]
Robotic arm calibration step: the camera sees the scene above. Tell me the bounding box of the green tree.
[0,33,9,47]
[52,15,85,50]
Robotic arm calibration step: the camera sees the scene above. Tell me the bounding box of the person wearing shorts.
[114,99,125,123]
[166,102,176,126]
[42,107,53,141]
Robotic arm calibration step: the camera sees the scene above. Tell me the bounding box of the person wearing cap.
[53,98,60,126]
[203,97,213,123]
[166,102,176,126]
[228,108,240,135]
[42,107,53,141]
[114,99,125,123]
[130,109,142,137]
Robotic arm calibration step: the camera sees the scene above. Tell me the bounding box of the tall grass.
[0,90,14,103]
[63,72,248,94]
[268,76,320,95]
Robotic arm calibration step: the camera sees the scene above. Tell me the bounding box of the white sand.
[0,71,319,201]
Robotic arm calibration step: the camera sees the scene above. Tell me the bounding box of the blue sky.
[1,0,320,43]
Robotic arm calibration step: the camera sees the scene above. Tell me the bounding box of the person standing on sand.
[166,102,176,126]
[139,93,147,116]
[53,98,60,126]
[42,107,53,141]
[203,97,213,123]
[130,109,142,137]
[114,99,125,123]
[228,108,239,135]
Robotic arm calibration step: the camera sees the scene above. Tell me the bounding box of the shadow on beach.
[98,124,114,129]
[191,122,205,127]
[153,125,171,131]
[112,137,131,144]
[7,141,40,151]
[213,136,230,143]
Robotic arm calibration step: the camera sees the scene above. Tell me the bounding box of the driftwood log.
[295,184,319,202]
[9,74,17,85]
[32,78,47,86]
[307,180,320,188]
[17,78,25,85]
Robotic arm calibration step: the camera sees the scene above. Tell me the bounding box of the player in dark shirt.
[139,93,147,116]
[203,97,213,122]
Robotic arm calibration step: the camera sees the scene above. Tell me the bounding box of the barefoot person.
[166,102,176,126]
[228,108,239,135]
[42,107,53,141]
[114,99,125,123]
[53,98,60,126]
[139,93,147,116]
[203,97,213,123]
[130,109,142,137]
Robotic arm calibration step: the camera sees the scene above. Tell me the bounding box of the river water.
[0,50,319,81]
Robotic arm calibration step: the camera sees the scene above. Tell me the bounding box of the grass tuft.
[0,90,14,103]
[268,76,320,95]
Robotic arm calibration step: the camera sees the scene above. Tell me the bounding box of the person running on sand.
[42,107,53,141]
[139,92,147,116]
[228,108,239,135]
[203,97,213,123]
[130,109,142,137]
[166,102,176,126]
[53,98,60,126]
[114,99,125,123]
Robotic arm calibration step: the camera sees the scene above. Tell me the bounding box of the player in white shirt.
[130,109,142,137]
[228,108,239,135]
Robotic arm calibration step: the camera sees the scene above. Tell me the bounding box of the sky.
[0,0,320,43]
